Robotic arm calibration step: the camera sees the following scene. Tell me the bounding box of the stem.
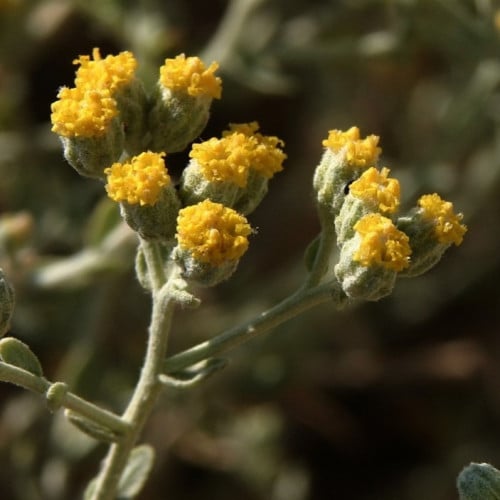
[0,362,129,435]
[164,281,345,374]
[89,240,175,500]
[304,210,337,288]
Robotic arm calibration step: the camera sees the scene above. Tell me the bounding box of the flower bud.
[397,193,467,277]
[335,213,411,300]
[0,269,15,337]
[105,152,181,241]
[313,126,381,219]
[179,122,285,215]
[174,200,251,286]
[335,166,400,246]
[148,54,222,153]
[457,463,500,500]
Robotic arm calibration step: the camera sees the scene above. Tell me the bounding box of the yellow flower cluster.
[176,200,251,265]
[160,54,222,99]
[322,126,381,168]
[51,49,137,138]
[349,167,400,214]
[353,213,411,272]
[51,87,117,138]
[189,122,286,187]
[105,152,171,206]
[74,48,137,92]
[418,193,467,246]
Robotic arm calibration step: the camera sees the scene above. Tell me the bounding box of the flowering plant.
[0,48,467,499]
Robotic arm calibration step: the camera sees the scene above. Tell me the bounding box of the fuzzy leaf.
[117,444,155,499]
[0,337,43,376]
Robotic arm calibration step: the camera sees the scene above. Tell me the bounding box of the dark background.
[1,0,499,499]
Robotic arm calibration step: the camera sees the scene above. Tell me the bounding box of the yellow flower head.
[104,152,171,206]
[418,193,467,246]
[189,122,286,187]
[159,54,222,99]
[349,167,400,214]
[176,200,251,265]
[223,122,286,178]
[353,213,411,271]
[73,48,137,93]
[322,126,381,168]
[51,87,118,138]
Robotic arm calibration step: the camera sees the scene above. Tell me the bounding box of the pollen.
[349,167,400,214]
[418,193,467,246]
[353,213,411,271]
[104,152,171,206]
[159,54,222,99]
[322,126,381,168]
[73,48,137,92]
[176,200,251,265]
[50,86,118,138]
[190,122,286,187]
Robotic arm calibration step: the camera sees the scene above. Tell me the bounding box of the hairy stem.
[164,281,345,374]
[89,240,175,500]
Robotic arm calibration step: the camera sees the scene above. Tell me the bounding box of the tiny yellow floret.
[224,122,286,179]
[349,167,400,214]
[51,87,118,138]
[176,200,251,265]
[190,122,285,187]
[418,193,467,246]
[104,152,170,206]
[73,48,137,93]
[322,126,381,168]
[353,213,411,271]
[160,54,222,99]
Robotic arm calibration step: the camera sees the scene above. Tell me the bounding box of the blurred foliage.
[1,0,500,499]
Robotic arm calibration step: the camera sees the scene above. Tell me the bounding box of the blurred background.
[1,0,499,498]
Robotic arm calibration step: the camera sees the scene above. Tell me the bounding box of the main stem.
[89,240,174,500]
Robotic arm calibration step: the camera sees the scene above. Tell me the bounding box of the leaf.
[0,337,43,376]
[83,197,122,247]
[65,409,122,443]
[83,478,97,500]
[117,444,155,499]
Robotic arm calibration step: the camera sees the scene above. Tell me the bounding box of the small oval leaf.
[117,444,155,499]
[65,409,121,443]
[0,337,43,376]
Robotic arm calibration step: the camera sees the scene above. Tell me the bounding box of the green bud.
[396,213,447,277]
[232,169,270,216]
[457,463,500,500]
[120,185,181,241]
[313,147,369,223]
[0,337,43,376]
[46,381,69,413]
[179,160,240,209]
[60,117,124,180]
[0,269,15,337]
[334,236,397,301]
[148,89,212,153]
[174,248,240,287]
[115,79,149,156]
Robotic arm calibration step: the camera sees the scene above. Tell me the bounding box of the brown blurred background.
[1,0,499,499]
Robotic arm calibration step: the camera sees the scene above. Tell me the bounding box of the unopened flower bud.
[105,152,181,241]
[174,200,251,286]
[148,54,222,153]
[457,463,500,500]
[335,166,400,246]
[397,193,467,277]
[335,213,411,300]
[313,126,381,220]
[180,122,285,215]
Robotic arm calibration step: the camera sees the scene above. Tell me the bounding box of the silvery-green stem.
[89,239,175,500]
